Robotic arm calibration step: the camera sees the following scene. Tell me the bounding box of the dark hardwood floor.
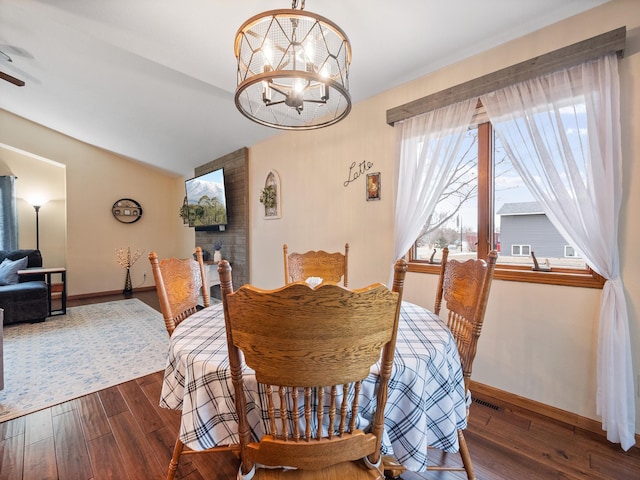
[1,291,638,479]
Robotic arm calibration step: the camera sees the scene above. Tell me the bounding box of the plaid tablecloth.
[160,301,467,472]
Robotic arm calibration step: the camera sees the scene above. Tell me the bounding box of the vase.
[123,267,133,297]
[214,250,222,263]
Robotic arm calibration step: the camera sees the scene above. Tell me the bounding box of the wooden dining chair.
[149,246,210,337]
[149,247,223,480]
[283,243,349,286]
[428,247,498,480]
[219,258,407,480]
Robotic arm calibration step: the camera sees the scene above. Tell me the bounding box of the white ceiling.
[0,0,610,177]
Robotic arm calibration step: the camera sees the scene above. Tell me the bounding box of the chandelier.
[234,0,352,130]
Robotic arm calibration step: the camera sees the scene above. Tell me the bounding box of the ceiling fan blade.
[0,45,34,59]
[0,70,25,86]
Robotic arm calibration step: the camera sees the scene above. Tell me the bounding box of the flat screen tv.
[185,168,228,231]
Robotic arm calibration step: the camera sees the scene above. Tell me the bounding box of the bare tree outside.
[413,123,586,270]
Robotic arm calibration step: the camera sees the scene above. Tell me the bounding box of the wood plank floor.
[1,291,638,479]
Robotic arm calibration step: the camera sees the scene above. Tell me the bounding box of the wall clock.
[112,198,143,223]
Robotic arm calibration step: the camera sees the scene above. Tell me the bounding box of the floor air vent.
[473,398,503,411]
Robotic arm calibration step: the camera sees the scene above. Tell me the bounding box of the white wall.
[248,0,640,434]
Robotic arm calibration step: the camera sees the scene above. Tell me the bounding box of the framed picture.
[366,172,381,201]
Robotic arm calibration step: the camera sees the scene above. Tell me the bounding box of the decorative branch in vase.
[115,246,143,297]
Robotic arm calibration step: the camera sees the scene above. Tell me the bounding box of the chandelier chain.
[292,0,305,10]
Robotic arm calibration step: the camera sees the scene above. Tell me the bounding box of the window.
[511,245,530,256]
[410,119,603,288]
[564,245,580,258]
[394,41,627,443]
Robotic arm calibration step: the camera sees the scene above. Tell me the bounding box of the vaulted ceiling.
[0,0,610,176]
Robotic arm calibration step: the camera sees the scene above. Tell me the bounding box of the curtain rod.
[386,26,626,126]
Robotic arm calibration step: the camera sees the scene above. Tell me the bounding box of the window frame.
[407,122,605,289]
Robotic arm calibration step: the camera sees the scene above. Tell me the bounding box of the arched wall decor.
[260,170,281,219]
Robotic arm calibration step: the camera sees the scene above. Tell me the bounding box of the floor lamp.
[27,198,47,251]
[33,204,41,250]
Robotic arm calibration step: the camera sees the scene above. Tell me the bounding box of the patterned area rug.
[0,298,168,423]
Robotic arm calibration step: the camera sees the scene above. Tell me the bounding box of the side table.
[18,267,67,316]
[202,261,222,301]
[203,261,221,290]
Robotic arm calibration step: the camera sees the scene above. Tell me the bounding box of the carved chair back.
[219,259,407,479]
[149,246,210,336]
[283,243,349,286]
[434,248,497,391]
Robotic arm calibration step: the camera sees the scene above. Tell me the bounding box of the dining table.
[160,300,467,473]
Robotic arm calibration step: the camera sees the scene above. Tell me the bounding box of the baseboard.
[67,286,156,301]
[470,380,640,450]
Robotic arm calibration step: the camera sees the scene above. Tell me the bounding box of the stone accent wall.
[195,147,249,295]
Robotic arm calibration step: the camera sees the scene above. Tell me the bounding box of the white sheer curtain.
[392,98,477,270]
[481,54,634,450]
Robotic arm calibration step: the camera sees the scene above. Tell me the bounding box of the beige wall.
[0,147,66,267]
[249,96,395,290]
[0,114,194,296]
[248,0,640,434]
[0,0,637,436]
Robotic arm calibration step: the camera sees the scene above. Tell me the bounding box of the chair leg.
[382,455,406,478]
[166,438,184,480]
[457,430,476,480]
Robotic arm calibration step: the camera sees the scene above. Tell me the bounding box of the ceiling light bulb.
[304,40,315,65]
[294,78,307,94]
[263,43,274,69]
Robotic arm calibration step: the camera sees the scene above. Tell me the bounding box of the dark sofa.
[0,250,48,325]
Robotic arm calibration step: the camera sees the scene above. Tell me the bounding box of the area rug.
[0,298,168,423]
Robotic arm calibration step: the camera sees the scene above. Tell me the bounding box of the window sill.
[407,261,605,289]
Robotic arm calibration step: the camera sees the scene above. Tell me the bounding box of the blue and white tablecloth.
[160,301,467,472]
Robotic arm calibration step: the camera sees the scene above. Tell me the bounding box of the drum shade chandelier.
[234,0,352,130]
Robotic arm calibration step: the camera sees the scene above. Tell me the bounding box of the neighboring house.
[497,201,579,259]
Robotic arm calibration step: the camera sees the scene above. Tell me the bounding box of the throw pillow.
[0,256,29,286]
